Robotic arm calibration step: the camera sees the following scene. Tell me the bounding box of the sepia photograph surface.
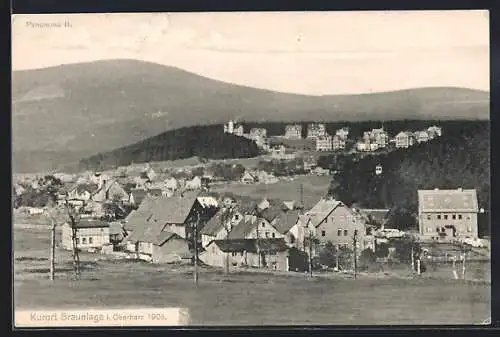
[12,10,490,326]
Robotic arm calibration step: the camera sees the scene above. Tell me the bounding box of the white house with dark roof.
[418,188,479,240]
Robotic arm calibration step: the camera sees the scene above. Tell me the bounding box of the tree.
[385,206,417,231]
[64,200,83,280]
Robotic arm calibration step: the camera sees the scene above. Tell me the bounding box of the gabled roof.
[148,191,200,225]
[257,206,282,223]
[200,209,226,236]
[126,220,182,246]
[67,219,109,229]
[306,198,343,227]
[130,189,147,204]
[227,218,257,239]
[418,189,479,213]
[123,195,160,231]
[214,238,289,253]
[273,210,301,234]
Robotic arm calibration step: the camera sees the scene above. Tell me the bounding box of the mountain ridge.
[12,59,490,173]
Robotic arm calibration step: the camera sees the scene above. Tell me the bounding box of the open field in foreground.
[211,175,331,209]
[14,228,490,325]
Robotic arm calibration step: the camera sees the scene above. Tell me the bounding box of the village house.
[395,131,416,148]
[247,128,268,148]
[332,135,346,151]
[427,125,442,139]
[125,221,191,263]
[164,177,179,191]
[315,135,333,152]
[200,238,290,271]
[123,191,219,243]
[306,198,370,252]
[335,127,350,140]
[284,124,302,139]
[418,188,479,240]
[185,176,202,190]
[240,171,256,184]
[92,179,129,203]
[414,130,430,143]
[200,207,245,248]
[287,214,315,251]
[306,123,327,140]
[356,140,371,152]
[372,128,389,148]
[60,219,111,251]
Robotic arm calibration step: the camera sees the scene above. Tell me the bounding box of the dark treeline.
[79,125,261,171]
[323,120,489,231]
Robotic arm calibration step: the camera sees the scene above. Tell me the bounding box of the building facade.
[418,188,479,240]
[395,132,415,148]
[315,135,333,151]
[60,220,111,250]
[307,123,327,140]
[284,124,302,139]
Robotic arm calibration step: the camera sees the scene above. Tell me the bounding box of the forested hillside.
[78,125,261,171]
[326,121,490,214]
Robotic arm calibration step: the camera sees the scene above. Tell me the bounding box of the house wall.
[316,205,367,250]
[419,211,478,239]
[247,218,284,239]
[152,238,191,263]
[61,224,110,250]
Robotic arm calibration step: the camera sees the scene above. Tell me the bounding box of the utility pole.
[411,244,415,274]
[308,230,313,278]
[44,208,57,281]
[256,225,261,269]
[193,211,200,286]
[300,183,304,207]
[65,200,81,280]
[462,244,467,280]
[223,206,233,276]
[336,244,340,271]
[353,230,358,279]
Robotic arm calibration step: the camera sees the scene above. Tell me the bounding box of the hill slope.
[327,121,490,214]
[12,59,490,173]
[77,124,261,172]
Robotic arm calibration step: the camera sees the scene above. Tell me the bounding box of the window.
[261,222,265,228]
[452,215,456,220]
[437,214,442,220]
[82,238,87,244]
[466,215,471,220]
[88,237,93,244]
[272,233,275,238]
[337,229,342,236]
[265,231,270,238]
[76,238,80,244]
[343,230,348,236]
[444,215,448,220]
[458,214,463,220]
[321,230,326,237]
[234,214,239,220]
[436,227,439,232]
[426,214,431,220]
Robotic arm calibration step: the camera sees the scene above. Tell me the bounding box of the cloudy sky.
[12,10,489,95]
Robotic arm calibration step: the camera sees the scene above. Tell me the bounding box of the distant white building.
[224,120,244,136]
[284,124,302,139]
[316,135,333,151]
[427,126,442,139]
[335,127,350,140]
[414,130,430,143]
[332,135,346,151]
[307,123,327,140]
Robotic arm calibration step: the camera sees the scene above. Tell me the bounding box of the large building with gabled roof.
[418,188,480,240]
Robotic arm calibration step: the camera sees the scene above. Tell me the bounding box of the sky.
[11,10,489,95]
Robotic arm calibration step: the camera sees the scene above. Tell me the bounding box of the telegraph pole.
[44,208,57,281]
[193,211,200,286]
[353,230,358,279]
[256,225,261,268]
[462,244,467,280]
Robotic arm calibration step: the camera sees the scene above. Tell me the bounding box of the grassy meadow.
[14,227,490,325]
[210,175,331,209]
